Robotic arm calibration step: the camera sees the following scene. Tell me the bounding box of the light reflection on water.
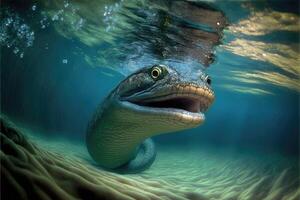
[1,0,299,95]
[1,0,226,72]
[221,5,300,95]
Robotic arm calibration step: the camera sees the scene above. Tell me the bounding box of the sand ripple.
[1,117,299,200]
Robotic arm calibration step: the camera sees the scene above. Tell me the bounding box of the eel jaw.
[121,84,214,125]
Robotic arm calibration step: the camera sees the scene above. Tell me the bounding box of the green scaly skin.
[86,64,214,173]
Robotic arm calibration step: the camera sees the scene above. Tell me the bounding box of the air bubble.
[75,18,84,30]
[0,10,35,57]
[13,47,19,54]
[62,59,68,64]
[52,15,59,21]
[64,2,69,8]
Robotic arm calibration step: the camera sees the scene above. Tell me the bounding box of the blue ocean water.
[1,0,298,156]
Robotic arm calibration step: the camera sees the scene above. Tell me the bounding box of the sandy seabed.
[1,117,299,200]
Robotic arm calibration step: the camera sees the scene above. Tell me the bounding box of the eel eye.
[151,67,162,79]
[206,76,212,85]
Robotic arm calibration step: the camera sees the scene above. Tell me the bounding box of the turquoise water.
[1,0,298,154]
[1,0,299,199]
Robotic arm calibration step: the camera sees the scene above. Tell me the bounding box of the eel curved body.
[86,64,214,173]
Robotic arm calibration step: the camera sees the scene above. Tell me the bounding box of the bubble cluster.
[40,12,50,29]
[49,1,85,31]
[0,9,35,58]
[103,1,123,32]
[52,9,64,21]
[0,1,89,59]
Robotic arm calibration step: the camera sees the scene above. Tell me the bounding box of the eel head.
[114,64,215,132]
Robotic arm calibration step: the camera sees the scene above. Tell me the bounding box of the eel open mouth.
[134,96,209,113]
[126,84,214,120]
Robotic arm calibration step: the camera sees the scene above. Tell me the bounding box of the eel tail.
[114,138,156,174]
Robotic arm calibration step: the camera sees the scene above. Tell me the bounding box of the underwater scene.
[1,0,299,199]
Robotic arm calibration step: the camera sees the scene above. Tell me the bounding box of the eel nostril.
[206,76,212,85]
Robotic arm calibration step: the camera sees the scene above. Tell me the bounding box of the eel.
[86,64,214,173]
